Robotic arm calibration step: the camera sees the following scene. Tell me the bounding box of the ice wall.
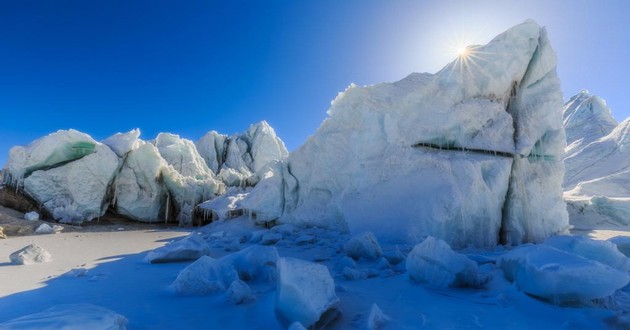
[246,20,569,247]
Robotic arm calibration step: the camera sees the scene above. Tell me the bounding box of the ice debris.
[367,303,390,330]
[10,244,52,265]
[145,234,210,263]
[223,279,255,305]
[344,232,383,261]
[24,211,39,221]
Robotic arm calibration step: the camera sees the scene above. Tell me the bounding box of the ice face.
[563,91,617,158]
[102,129,141,158]
[243,20,568,247]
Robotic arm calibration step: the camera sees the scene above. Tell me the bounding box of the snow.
[406,236,478,288]
[145,233,210,263]
[275,257,340,328]
[241,20,568,248]
[344,232,383,260]
[498,243,630,302]
[24,211,39,221]
[0,304,128,330]
[9,244,52,265]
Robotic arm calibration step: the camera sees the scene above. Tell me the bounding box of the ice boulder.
[344,232,383,260]
[406,236,478,288]
[35,223,54,234]
[24,211,39,221]
[275,257,340,328]
[112,142,169,222]
[544,235,630,272]
[0,304,127,330]
[197,187,248,221]
[221,245,279,281]
[102,129,141,157]
[171,256,238,295]
[367,303,390,330]
[609,236,630,258]
[22,141,118,223]
[145,234,210,263]
[4,129,98,183]
[155,133,214,180]
[244,20,568,248]
[10,244,52,265]
[498,244,630,302]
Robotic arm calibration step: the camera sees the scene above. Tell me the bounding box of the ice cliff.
[2,121,287,225]
[562,91,630,229]
[237,20,569,248]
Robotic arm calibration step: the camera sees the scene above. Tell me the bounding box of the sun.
[456,45,469,57]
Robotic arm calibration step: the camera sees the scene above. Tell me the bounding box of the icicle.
[165,193,170,224]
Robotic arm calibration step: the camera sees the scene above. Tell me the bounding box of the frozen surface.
[406,236,478,288]
[145,233,210,263]
[498,244,630,302]
[243,20,568,247]
[275,257,339,328]
[10,244,52,265]
[0,304,127,330]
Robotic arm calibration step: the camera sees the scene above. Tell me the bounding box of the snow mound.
[498,244,630,302]
[145,234,210,263]
[406,236,478,288]
[171,256,238,295]
[344,232,383,260]
[10,244,52,265]
[544,235,630,271]
[275,257,340,328]
[243,20,568,247]
[0,304,127,330]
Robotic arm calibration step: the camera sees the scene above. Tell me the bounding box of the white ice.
[10,244,52,265]
[0,304,127,330]
[145,233,210,263]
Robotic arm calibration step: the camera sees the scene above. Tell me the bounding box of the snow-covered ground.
[1,219,628,329]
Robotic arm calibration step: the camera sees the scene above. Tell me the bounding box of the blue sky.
[1,1,628,166]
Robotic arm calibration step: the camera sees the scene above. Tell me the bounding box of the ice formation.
[406,236,478,288]
[562,91,630,229]
[367,303,390,330]
[3,122,287,225]
[543,235,630,272]
[223,279,256,305]
[344,232,383,261]
[9,244,52,265]
[275,257,339,328]
[24,211,39,221]
[171,256,239,295]
[241,20,568,247]
[498,244,630,302]
[145,234,210,263]
[0,304,128,330]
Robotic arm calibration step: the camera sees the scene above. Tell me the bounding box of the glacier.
[2,122,288,226]
[562,91,630,229]
[241,20,569,247]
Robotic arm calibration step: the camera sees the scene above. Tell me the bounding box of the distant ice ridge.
[235,20,569,248]
[2,121,288,225]
[561,91,630,229]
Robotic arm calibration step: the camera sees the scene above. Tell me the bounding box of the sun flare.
[456,45,469,57]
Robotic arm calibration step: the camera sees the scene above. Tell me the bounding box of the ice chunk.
[171,256,238,295]
[406,236,478,288]
[5,129,97,182]
[498,244,630,302]
[221,245,279,281]
[275,257,340,328]
[10,244,52,265]
[260,232,282,246]
[145,234,210,263]
[287,322,307,330]
[102,128,141,157]
[0,303,127,330]
[223,279,255,304]
[609,236,630,258]
[197,187,248,221]
[23,142,119,224]
[544,235,630,271]
[367,303,390,330]
[344,232,383,260]
[24,211,39,221]
[35,223,53,234]
[241,161,296,224]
